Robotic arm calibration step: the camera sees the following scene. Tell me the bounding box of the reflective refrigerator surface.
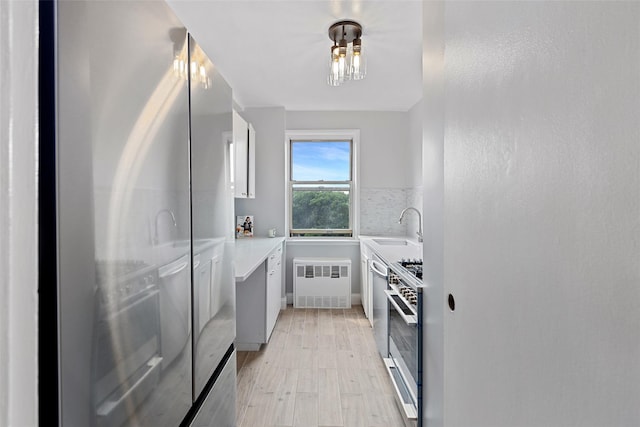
[57,1,193,425]
[188,34,236,402]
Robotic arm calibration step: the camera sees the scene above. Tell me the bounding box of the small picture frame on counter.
[236,215,254,238]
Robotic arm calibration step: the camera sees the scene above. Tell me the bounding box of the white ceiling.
[166,0,423,112]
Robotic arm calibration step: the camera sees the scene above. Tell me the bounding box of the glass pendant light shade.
[339,38,349,80]
[350,38,366,80]
[327,45,342,86]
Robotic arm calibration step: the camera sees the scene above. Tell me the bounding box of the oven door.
[93,287,163,427]
[384,285,418,420]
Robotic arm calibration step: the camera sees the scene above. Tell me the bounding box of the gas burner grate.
[398,258,423,280]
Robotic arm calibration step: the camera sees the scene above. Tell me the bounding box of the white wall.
[236,108,419,238]
[408,100,423,189]
[421,2,445,426]
[286,110,413,236]
[0,1,39,425]
[286,111,410,188]
[407,100,424,238]
[236,108,418,297]
[437,2,640,426]
[234,107,286,238]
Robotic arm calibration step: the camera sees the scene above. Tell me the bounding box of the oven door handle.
[370,259,388,277]
[384,290,417,326]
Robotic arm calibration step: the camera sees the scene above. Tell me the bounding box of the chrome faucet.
[154,209,177,244]
[398,207,423,243]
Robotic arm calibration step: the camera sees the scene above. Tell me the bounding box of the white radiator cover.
[293,258,351,309]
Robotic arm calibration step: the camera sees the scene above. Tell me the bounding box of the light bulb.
[327,45,342,86]
[338,55,346,79]
[350,38,366,80]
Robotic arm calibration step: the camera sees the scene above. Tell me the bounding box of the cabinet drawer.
[267,245,282,271]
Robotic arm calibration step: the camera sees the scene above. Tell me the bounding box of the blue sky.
[291,141,350,181]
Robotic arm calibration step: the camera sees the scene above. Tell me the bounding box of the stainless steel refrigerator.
[47,1,236,425]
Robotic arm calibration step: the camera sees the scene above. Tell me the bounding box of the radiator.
[293,258,351,309]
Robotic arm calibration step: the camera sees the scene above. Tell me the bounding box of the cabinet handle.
[158,255,189,278]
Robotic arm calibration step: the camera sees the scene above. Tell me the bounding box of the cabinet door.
[366,258,374,326]
[360,243,373,325]
[361,254,370,319]
[247,123,255,198]
[265,245,282,340]
[233,110,248,198]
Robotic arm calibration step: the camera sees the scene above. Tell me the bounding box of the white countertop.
[359,235,423,265]
[234,237,285,282]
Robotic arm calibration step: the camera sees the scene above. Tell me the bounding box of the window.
[287,130,358,237]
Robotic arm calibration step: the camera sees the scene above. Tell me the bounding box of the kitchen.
[36,1,425,426]
[3,1,640,427]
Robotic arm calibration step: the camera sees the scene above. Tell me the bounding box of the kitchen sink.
[372,238,409,246]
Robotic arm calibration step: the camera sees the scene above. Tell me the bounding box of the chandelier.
[327,20,366,86]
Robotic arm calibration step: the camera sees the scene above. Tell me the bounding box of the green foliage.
[292,191,349,230]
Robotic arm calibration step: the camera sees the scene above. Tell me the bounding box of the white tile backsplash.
[405,186,423,240]
[359,187,423,237]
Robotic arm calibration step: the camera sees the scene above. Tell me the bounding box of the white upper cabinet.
[233,110,255,199]
[247,123,255,198]
[232,110,248,198]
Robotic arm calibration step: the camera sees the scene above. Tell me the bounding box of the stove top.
[399,258,423,280]
[389,258,424,293]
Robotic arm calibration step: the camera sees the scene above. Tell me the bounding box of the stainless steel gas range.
[384,259,424,427]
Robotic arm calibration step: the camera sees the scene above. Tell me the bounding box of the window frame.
[285,130,360,239]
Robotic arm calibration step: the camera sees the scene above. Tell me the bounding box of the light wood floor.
[236,306,412,427]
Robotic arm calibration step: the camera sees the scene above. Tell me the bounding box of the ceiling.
[166,0,423,112]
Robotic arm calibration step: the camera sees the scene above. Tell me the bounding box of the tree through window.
[289,140,353,237]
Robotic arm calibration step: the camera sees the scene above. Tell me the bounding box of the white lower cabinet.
[265,244,283,339]
[360,242,373,326]
[236,243,283,350]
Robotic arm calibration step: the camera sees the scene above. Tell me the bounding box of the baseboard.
[351,292,361,306]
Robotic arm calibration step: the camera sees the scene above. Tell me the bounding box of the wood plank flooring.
[236,306,412,427]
